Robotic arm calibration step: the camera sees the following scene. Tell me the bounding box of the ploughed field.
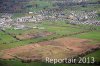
[0,37,100,62]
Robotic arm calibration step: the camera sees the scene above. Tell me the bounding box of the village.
[0,9,100,30]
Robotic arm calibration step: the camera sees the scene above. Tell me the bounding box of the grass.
[0,21,87,50]
[72,31,100,41]
[5,28,39,35]
[0,21,99,50]
[0,1,100,66]
[71,26,100,62]
[0,22,100,66]
[95,16,100,20]
[85,50,100,62]
[0,59,100,66]
[0,31,17,44]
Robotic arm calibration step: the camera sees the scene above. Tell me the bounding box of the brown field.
[16,31,54,40]
[0,37,100,62]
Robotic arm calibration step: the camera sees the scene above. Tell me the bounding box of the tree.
[0,0,32,13]
[97,11,100,17]
[97,1,100,4]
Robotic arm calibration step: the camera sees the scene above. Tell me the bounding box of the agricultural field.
[0,21,100,66]
[0,37,99,60]
[0,21,89,50]
[0,0,100,66]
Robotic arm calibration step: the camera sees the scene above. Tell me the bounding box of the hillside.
[0,0,99,13]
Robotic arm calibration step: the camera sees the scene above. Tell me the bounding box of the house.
[14,25,25,30]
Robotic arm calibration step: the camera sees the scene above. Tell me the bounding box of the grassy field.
[71,28,100,62]
[0,31,17,44]
[0,21,89,50]
[0,22,100,66]
[85,50,100,62]
[72,31,100,41]
[0,59,100,66]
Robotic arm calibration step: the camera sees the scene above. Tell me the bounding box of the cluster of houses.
[37,8,98,22]
[69,20,100,26]
[0,14,13,29]
[51,0,88,3]
[0,13,45,30]
[67,11,100,26]
[0,10,100,30]
[67,11,97,21]
[15,14,44,23]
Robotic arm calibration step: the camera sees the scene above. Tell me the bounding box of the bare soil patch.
[0,37,100,62]
[16,31,54,40]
